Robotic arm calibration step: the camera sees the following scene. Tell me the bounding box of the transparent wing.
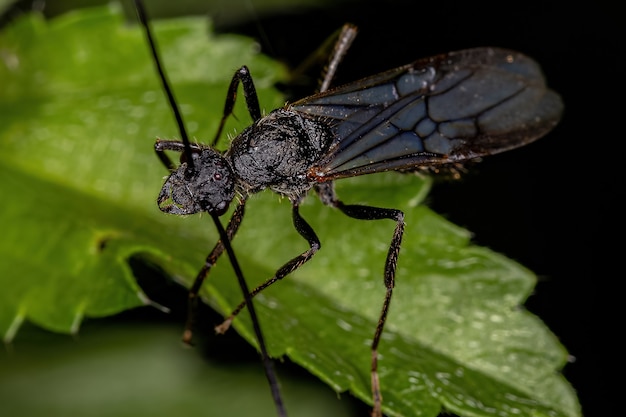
[289,47,563,180]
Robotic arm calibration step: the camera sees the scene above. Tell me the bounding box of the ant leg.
[315,182,404,417]
[154,139,202,170]
[183,197,247,344]
[319,23,358,93]
[211,66,262,147]
[215,202,320,334]
[210,24,356,147]
[290,23,358,93]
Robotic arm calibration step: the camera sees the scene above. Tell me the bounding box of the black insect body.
[158,109,336,214]
[160,48,562,217]
[134,2,562,416]
[154,47,562,417]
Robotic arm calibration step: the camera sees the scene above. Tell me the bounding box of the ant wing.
[289,47,563,180]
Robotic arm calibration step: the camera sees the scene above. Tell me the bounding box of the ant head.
[157,148,235,216]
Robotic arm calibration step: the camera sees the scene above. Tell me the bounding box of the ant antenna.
[133,1,287,415]
[133,0,195,171]
[211,214,287,416]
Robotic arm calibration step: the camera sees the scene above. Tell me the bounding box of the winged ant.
[133,1,563,416]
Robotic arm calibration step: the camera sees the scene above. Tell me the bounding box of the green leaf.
[0,5,580,417]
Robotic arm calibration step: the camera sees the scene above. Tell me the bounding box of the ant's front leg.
[154,139,203,171]
[183,197,248,344]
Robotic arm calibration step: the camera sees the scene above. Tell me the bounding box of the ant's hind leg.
[315,182,404,417]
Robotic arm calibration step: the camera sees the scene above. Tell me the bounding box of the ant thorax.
[227,109,335,198]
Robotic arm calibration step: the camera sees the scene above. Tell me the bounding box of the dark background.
[2,1,621,416]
